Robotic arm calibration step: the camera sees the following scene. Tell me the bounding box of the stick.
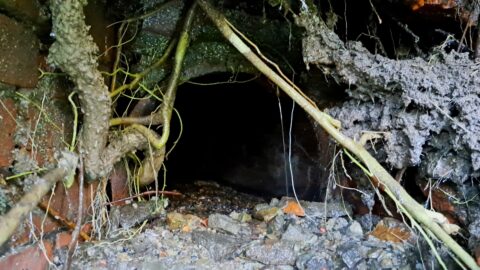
[0,152,78,247]
[64,156,85,270]
[134,2,197,186]
[38,200,90,242]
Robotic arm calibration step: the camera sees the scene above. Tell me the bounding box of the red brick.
[11,212,59,247]
[47,181,98,222]
[0,0,43,24]
[0,14,39,88]
[0,98,16,167]
[55,232,72,250]
[0,240,53,270]
[9,79,74,169]
[109,164,130,206]
[84,0,115,66]
[10,180,98,248]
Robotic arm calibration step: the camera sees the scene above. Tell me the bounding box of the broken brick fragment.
[0,240,53,270]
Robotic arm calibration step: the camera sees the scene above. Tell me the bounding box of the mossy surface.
[12,76,73,174]
[128,0,303,85]
[0,188,9,215]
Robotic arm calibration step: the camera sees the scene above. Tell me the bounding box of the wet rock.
[348,220,364,238]
[220,260,266,270]
[143,261,207,270]
[230,211,252,223]
[254,203,281,222]
[245,240,296,265]
[267,215,287,237]
[366,247,383,260]
[468,217,480,251]
[296,253,334,270]
[208,213,251,236]
[338,242,364,268]
[300,200,352,219]
[377,250,401,269]
[66,182,429,269]
[261,265,295,270]
[192,231,242,262]
[356,214,381,232]
[281,224,317,244]
[269,198,280,206]
[167,212,203,231]
[110,200,164,230]
[128,229,163,255]
[325,217,349,231]
[364,242,417,269]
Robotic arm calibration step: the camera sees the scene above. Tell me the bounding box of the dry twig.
[0,152,78,246]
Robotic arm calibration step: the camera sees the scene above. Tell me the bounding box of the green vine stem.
[133,2,196,186]
[109,39,176,98]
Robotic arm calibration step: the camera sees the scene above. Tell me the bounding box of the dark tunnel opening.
[163,74,330,201]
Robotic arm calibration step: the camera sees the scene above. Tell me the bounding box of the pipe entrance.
[164,74,329,200]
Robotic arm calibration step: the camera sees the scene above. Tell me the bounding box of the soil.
[51,181,449,270]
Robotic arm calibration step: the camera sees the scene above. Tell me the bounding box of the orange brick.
[0,98,16,167]
[55,232,72,250]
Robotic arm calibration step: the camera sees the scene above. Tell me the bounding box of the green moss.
[131,32,170,67]
[0,82,17,98]
[12,76,73,174]
[129,32,170,86]
[127,1,303,85]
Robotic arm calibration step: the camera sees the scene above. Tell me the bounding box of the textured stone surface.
[245,241,296,265]
[208,213,251,236]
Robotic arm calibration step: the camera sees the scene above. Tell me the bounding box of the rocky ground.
[51,181,450,270]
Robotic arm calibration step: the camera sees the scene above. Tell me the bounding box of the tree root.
[197,1,479,269]
[37,200,90,242]
[138,147,166,186]
[49,0,111,180]
[48,0,195,187]
[109,39,176,99]
[0,151,78,247]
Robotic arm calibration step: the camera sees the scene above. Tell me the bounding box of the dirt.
[48,181,452,270]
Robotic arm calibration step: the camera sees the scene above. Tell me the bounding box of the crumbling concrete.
[297,13,480,184]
